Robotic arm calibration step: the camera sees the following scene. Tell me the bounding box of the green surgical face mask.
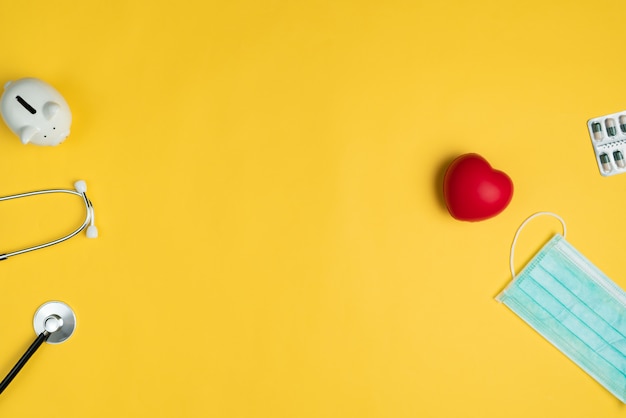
[497,212,626,403]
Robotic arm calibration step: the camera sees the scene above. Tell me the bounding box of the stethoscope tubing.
[0,187,95,260]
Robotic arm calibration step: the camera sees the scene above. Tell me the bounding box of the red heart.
[443,153,513,221]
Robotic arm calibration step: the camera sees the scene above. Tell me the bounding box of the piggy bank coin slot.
[15,96,36,114]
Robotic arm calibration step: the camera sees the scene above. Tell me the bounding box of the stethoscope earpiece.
[0,180,98,260]
[86,225,98,239]
[74,180,87,194]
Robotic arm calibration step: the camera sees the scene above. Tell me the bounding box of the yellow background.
[0,0,624,416]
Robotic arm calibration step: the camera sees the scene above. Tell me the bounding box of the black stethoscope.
[0,182,94,394]
[0,180,97,261]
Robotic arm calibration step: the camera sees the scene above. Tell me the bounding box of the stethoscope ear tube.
[0,331,49,395]
[0,180,97,261]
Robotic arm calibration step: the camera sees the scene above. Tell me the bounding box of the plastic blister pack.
[587,111,626,176]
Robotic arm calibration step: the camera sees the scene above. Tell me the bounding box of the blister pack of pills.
[587,111,626,176]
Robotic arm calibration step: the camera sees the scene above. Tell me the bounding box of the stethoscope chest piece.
[33,301,76,344]
[0,301,77,395]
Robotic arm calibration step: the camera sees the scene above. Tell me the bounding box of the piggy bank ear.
[19,126,38,144]
[43,101,60,120]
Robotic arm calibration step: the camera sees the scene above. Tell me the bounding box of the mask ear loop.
[510,212,567,279]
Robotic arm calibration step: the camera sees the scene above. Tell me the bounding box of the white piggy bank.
[0,78,72,146]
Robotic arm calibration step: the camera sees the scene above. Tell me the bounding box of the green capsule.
[606,118,617,137]
[614,150,625,168]
[600,153,612,172]
[620,115,626,133]
[592,122,603,140]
